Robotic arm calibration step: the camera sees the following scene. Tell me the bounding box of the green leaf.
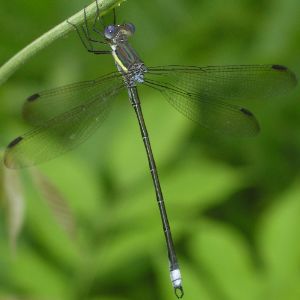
[258,180,300,300]
[0,0,125,86]
[189,220,262,300]
[7,246,72,299]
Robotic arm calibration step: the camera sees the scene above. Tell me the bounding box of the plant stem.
[0,0,125,86]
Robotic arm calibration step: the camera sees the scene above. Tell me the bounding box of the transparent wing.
[4,74,125,169]
[23,72,122,125]
[145,65,297,136]
[145,79,260,136]
[147,65,297,101]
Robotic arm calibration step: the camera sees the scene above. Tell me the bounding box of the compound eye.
[125,23,135,34]
[104,25,117,39]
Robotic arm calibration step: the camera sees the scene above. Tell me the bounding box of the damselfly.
[4,1,297,298]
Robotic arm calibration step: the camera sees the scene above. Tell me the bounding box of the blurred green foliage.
[1,0,300,299]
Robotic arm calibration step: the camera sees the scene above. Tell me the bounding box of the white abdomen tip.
[170,269,182,288]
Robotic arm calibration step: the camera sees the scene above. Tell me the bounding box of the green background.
[1,0,300,299]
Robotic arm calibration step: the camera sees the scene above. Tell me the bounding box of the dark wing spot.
[27,93,40,102]
[272,65,298,86]
[240,108,253,117]
[7,136,23,148]
[272,65,288,71]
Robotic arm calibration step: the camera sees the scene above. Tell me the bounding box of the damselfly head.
[123,23,136,35]
[104,25,117,39]
[104,23,136,41]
